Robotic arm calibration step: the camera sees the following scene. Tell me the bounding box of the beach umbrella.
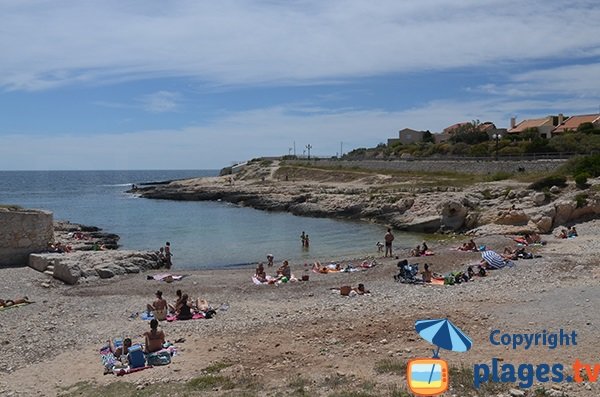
[481,250,510,269]
[415,318,473,384]
[415,318,472,355]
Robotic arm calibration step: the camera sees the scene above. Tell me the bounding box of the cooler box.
[127,344,146,368]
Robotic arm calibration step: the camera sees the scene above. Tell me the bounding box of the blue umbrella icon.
[415,318,472,383]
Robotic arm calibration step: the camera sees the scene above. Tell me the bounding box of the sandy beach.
[1,220,600,396]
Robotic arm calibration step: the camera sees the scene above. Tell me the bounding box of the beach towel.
[0,302,32,311]
[148,273,185,282]
[166,312,205,322]
[430,278,445,286]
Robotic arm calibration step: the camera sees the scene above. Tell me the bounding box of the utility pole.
[340,141,343,158]
[306,144,312,160]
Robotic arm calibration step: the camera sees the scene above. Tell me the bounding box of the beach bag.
[302,275,309,281]
[340,286,352,296]
[147,350,171,366]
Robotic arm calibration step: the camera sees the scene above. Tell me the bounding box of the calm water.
[0,170,424,268]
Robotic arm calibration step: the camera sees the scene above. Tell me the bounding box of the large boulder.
[28,253,62,272]
[439,200,467,230]
[494,209,529,226]
[532,192,546,206]
[53,261,81,285]
[553,200,576,227]
[536,216,554,233]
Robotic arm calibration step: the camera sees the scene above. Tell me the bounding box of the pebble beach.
[1,220,600,396]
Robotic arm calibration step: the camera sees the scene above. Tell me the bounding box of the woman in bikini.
[144,319,166,353]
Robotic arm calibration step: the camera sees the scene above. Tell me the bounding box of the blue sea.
[0,170,424,269]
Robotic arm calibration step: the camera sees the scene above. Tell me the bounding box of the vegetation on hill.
[344,130,600,160]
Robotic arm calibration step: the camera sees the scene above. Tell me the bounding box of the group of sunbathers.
[254,259,293,283]
[146,289,214,321]
[558,227,578,239]
[410,241,434,257]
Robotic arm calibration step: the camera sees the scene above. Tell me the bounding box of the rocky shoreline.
[132,160,600,236]
[27,220,165,285]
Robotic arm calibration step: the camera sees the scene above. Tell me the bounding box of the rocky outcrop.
[30,250,163,284]
[132,162,600,236]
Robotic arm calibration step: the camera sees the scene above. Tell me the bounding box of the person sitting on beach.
[276,260,292,280]
[568,226,578,238]
[146,290,168,321]
[558,228,568,239]
[420,242,429,255]
[109,337,132,359]
[354,283,370,295]
[255,262,267,283]
[176,294,193,320]
[410,245,421,257]
[459,239,477,252]
[467,266,475,279]
[421,264,432,283]
[144,319,166,353]
[376,241,384,253]
[168,289,183,314]
[0,296,32,308]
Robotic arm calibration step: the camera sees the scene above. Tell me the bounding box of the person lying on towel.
[0,296,32,308]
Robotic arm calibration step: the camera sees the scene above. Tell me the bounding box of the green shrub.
[528,175,567,191]
[575,193,589,208]
[566,154,600,177]
[574,172,590,189]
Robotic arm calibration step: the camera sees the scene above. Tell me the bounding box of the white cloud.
[138,91,181,112]
[0,97,531,170]
[1,0,600,91]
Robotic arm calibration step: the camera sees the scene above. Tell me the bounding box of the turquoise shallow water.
[0,170,424,268]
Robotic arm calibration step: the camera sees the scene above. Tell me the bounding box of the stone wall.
[0,208,53,267]
[289,159,568,174]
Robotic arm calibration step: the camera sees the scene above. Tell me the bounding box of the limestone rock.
[96,267,116,279]
[536,216,553,233]
[532,192,546,206]
[53,261,81,285]
[438,200,467,230]
[28,253,61,272]
[494,209,529,226]
[549,185,561,193]
[554,201,576,226]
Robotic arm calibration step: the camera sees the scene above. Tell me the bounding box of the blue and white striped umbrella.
[415,318,472,353]
[481,250,509,269]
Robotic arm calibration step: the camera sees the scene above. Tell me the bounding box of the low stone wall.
[0,208,53,267]
[289,159,568,174]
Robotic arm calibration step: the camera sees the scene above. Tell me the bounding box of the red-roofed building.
[508,115,564,139]
[552,114,600,134]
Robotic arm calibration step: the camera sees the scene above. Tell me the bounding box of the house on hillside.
[439,121,504,141]
[552,114,600,134]
[508,115,565,139]
[387,128,428,146]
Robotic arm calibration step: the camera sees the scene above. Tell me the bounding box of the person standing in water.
[300,231,306,247]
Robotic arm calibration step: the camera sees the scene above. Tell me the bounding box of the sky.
[1,0,600,170]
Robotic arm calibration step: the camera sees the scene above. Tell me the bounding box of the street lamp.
[492,133,502,161]
[306,144,312,160]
